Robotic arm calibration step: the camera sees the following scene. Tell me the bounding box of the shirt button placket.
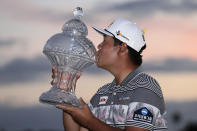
[111,92,117,105]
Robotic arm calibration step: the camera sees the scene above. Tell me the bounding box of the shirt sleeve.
[124,73,168,130]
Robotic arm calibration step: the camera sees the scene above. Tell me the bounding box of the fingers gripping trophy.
[39,7,96,107]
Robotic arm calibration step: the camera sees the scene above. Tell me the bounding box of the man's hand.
[50,66,81,90]
[56,97,94,128]
[51,66,58,85]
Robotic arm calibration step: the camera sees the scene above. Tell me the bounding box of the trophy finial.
[73,7,83,19]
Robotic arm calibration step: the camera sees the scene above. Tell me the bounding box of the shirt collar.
[111,66,143,87]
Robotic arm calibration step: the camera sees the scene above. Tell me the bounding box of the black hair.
[113,37,146,66]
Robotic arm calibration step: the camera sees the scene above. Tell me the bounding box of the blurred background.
[0,0,197,130]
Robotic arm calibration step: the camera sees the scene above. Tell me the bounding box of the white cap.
[93,18,146,52]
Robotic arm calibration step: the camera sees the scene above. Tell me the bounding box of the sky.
[0,0,197,130]
[1,0,197,62]
[0,0,197,85]
[0,0,197,99]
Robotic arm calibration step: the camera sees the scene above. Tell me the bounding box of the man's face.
[96,35,119,69]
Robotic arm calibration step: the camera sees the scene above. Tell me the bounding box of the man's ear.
[118,43,128,55]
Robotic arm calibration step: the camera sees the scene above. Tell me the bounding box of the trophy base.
[39,86,81,107]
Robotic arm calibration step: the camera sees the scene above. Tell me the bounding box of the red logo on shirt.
[99,96,108,105]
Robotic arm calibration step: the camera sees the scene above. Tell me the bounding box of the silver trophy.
[39,7,96,107]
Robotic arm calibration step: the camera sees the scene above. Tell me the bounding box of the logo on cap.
[116,30,129,41]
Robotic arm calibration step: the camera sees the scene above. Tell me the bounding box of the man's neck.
[113,65,138,85]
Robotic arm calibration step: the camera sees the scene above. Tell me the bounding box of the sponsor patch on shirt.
[99,96,108,105]
[133,107,153,124]
[119,96,130,102]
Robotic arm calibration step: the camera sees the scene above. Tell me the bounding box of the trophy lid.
[62,7,88,36]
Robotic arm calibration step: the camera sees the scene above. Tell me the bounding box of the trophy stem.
[39,68,81,106]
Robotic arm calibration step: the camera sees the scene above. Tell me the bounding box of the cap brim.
[92,26,113,36]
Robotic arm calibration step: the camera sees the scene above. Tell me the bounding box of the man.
[53,18,168,131]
